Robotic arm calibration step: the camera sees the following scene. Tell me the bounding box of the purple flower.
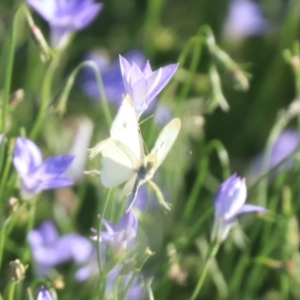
[27,0,103,49]
[133,185,158,211]
[13,137,74,199]
[106,265,142,300]
[223,0,266,40]
[154,104,172,126]
[249,130,299,181]
[28,220,93,276]
[92,211,137,255]
[119,55,179,118]
[212,174,267,242]
[37,286,52,300]
[82,50,146,107]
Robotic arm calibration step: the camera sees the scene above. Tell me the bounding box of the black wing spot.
[122,122,127,129]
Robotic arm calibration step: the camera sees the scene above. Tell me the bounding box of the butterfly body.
[98,94,181,211]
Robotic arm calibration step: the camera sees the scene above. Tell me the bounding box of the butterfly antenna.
[138,114,154,126]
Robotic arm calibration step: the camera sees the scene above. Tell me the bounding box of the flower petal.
[14,137,43,176]
[146,63,179,104]
[236,204,268,216]
[27,0,56,22]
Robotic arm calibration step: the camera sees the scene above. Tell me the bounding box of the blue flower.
[27,0,103,49]
[28,220,93,276]
[212,174,267,242]
[249,130,299,180]
[92,211,138,255]
[13,137,74,199]
[119,55,179,118]
[106,265,143,300]
[223,0,266,40]
[37,286,52,300]
[81,50,146,107]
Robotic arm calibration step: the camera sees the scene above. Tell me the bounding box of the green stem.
[55,61,112,127]
[0,138,15,203]
[182,139,230,222]
[95,189,112,299]
[143,0,165,56]
[177,30,204,105]
[1,5,22,134]
[0,217,12,272]
[30,56,59,139]
[189,242,220,300]
[8,282,16,300]
[22,198,37,262]
[257,98,300,207]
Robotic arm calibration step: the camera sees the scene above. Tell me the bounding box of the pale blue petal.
[236,204,268,216]
[37,286,53,300]
[73,3,103,29]
[142,60,152,76]
[39,176,73,190]
[146,63,179,104]
[14,137,43,175]
[27,0,56,22]
[214,174,247,220]
[38,155,74,178]
[50,26,72,49]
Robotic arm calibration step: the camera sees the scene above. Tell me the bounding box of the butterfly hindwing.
[148,118,181,172]
[100,139,139,188]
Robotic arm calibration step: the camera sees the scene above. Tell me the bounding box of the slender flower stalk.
[190,174,267,299]
[189,242,220,300]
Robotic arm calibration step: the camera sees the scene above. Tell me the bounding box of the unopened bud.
[145,247,155,256]
[29,25,51,62]
[9,89,24,108]
[208,64,229,112]
[9,259,27,281]
[208,43,249,91]
[53,276,65,290]
[6,197,19,215]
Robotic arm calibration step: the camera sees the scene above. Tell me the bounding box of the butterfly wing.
[110,94,144,161]
[147,118,181,173]
[100,139,139,188]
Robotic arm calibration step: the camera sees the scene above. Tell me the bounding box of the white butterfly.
[94,94,181,212]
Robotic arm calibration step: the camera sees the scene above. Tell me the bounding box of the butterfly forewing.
[109,94,144,161]
[100,139,139,188]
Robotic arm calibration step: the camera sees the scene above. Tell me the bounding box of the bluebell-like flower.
[248,129,299,182]
[223,0,266,40]
[37,286,52,300]
[92,211,138,254]
[82,50,146,106]
[27,0,103,49]
[28,220,93,276]
[212,174,267,242]
[13,137,74,199]
[119,55,179,118]
[106,265,142,300]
